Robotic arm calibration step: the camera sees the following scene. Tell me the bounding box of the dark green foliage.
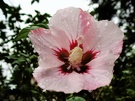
[67,96,86,101]
[0,0,135,101]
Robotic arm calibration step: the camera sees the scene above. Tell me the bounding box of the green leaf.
[66,96,86,101]
[14,26,40,41]
[31,90,39,94]
[14,28,29,41]
[12,57,26,64]
[126,89,135,95]
[6,54,17,59]
[36,23,49,29]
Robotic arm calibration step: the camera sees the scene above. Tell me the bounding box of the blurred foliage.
[0,0,135,101]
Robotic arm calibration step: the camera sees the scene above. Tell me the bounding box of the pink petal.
[29,28,60,52]
[49,7,100,52]
[82,70,111,90]
[29,28,63,68]
[89,51,115,70]
[49,7,80,41]
[29,7,124,93]
[33,67,83,93]
[50,29,70,52]
[38,56,63,69]
[79,9,98,53]
[82,52,115,90]
[93,20,124,59]
[51,8,97,53]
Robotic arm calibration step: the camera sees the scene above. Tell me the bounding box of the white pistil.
[77,35,84,46]
[76,66,81,71]
[67,66,71,70]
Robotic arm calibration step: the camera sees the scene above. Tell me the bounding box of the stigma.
[68,46,83,67]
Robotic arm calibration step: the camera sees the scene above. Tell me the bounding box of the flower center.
[68,46,83,67]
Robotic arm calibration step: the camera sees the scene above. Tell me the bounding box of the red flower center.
[54,40,98,74]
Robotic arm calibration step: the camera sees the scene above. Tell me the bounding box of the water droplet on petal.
[108,62,112,65]
[45,79,48,82]
[65,86,68,89]
[43,57,46,60]
[105,22,108,26]
[105,72,109,76]
[98,35,101,38]
[37,38,41,41]
[96,29,100,33]
[96,52,100,56]
[53,78,57,82]
[98,45,101,48]
[95,77,99,81]
[86,21,90,26]
[80,15,82,19]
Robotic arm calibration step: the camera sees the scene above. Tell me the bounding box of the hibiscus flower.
[29,7,124,93]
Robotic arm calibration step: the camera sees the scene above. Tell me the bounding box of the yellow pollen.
[68,46,83,66]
